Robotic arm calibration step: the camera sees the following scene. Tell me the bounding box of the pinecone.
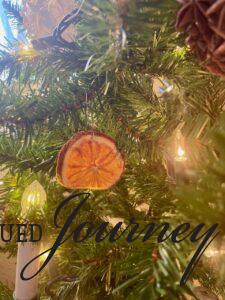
[176,0,225,77]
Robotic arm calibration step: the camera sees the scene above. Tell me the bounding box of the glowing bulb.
[175,146,187,162]
[17,43,39,60]
[178,146,185,157]
[21,180,47,216]
[0,181,3,186]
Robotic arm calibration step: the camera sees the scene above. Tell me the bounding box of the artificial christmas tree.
[0,0,225,299]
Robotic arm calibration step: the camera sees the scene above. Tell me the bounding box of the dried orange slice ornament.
[57,131,125,190]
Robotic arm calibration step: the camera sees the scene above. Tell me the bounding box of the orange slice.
[57,131,125,190]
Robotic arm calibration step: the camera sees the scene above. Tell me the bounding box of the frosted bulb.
[21,180,46,216]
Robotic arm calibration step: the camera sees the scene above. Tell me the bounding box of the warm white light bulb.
[178,146,185,157]
[21,180,47,216]
[175,146,187,162]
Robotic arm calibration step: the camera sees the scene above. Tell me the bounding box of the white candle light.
[176,146,187,162]
[14,181,46,300]
[15,242,41,300]
[173,130,188,183]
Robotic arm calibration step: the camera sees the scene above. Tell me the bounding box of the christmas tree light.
[21,180,46,216]
[175,145,187,162]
